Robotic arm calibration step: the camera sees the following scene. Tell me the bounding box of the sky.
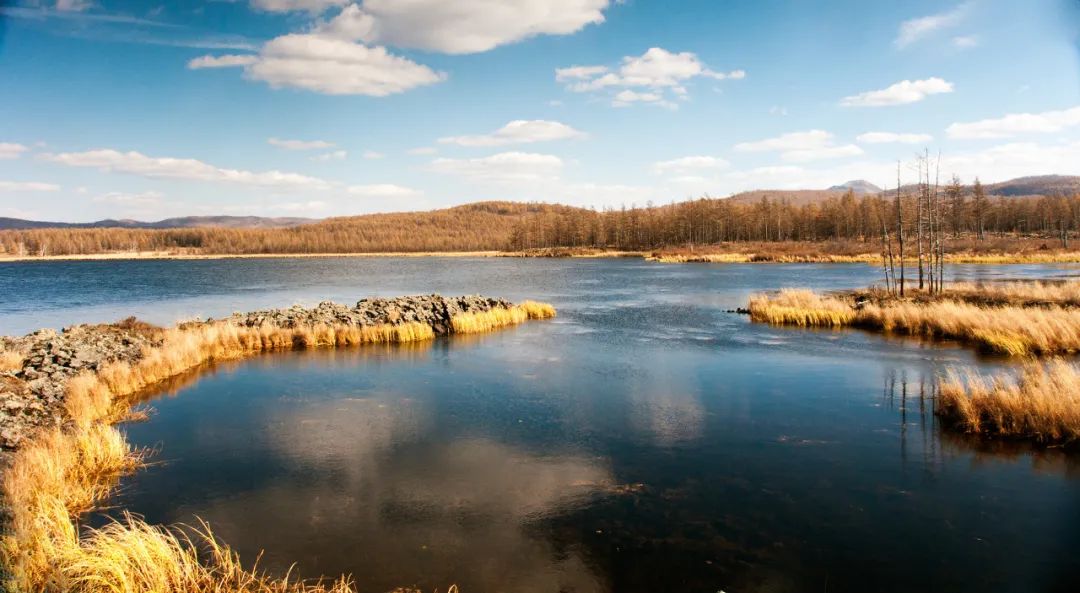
[0,0,1078,221]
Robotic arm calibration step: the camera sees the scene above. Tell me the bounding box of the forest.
[2,183,1079,257]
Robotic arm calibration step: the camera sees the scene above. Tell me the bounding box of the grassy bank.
[1,303,554,592]
[747,286,1080,356]
[938,360,1080,446]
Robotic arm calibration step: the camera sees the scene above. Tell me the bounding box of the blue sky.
[0,0,1078,221]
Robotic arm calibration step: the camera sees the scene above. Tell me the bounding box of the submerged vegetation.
[0,299,553,592]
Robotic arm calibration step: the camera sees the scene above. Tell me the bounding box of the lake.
[3,257,1079,593]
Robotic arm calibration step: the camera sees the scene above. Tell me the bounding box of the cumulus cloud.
[839,77,953,107]
[895,2,971,48]
[268,137,335,150]
[558,47,744,108]
[318,0,610,54]
[188,54,259,69]
[856,132,934,144]
[251,0,348,13]
[189,34,445,96]
[41,149,333,190]
[652,156,730,174]
[438,120,586,147]
[0,143,29,160]
[431,152,563,183]
[946,106,1080,139]
[0,181,61,192]
[735,130,862,162]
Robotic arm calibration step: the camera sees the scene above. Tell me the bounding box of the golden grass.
[938,360,1080,445]
[1,305,552,592]
[748,289,1080,355]
[747,289,856,327]
[944,280,1080,307]
[1,347,24,372]
[450,301,557,334]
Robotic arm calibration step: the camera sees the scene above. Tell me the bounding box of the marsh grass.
[2,303,552,592]
[451,301,557,334]
[938,360,1080,445]
[1,347,24,372]
[748,287,1080,355]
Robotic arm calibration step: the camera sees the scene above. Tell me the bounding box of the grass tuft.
[938,360,1080,445]
[451,301,556,334]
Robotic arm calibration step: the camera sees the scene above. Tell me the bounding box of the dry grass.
[747,289,856,327]
[748,289,1080,355]
[938,360,1080,445]
[1,304,553,592]
[451,301,557,334]
[0,348,24,372]
[943,281,1080,307]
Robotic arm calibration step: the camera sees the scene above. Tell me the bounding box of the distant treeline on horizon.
[4,188,1080,257]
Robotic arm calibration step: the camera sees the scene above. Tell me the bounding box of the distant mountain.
[0,215,316,231]
[985,175,1080,197]
[827,180,883,194]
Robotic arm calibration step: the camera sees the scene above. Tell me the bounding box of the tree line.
[2,189,1079,257]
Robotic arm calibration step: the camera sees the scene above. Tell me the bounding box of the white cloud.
[311,150,348,161]
[431,152,564,183]
[839,77,953,107]
[612,89,674,109]
[939,141,1080,181]
[270,200,329,211]
[55,0,92,11]
[735,130,862,162]
[555,65,609,81]
[438,120,586,147]
[856,132,934,144]
[346,183,422,198]
[188,54,259,69]
[559,47,744,107]
[92,190,165,207]
[319,0,610,54]
[0,181,61,192]
[895,2,971,48]
[0,179,60,191]
[361,150,384,159]
[952,35,979,49]
[734,130,833,152]
[190,34,446,96]
[251,0,347,13]
[41,149,333,190]
[946,106,1080,139]
[268,137,335,150]
[408,147,437,155]
[652,156,730,174]
[0,143,29,160]
[769,106,788,117]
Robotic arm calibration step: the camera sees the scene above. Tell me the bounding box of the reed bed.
[451,300,557,334]
[2,304,551,592]
[943,280,1080,307]
[748,289,1080,355]
[938,360,1080,445]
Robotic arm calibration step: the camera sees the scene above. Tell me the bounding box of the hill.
[827,180,883,194]
[0,215,315,231]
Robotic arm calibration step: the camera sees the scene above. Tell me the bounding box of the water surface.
[3,258,1078,592]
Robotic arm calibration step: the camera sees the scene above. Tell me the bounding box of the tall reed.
[1,303,552,592]
[938,360,1080,445]
[748,289,1080,355]
[451,301,557,334]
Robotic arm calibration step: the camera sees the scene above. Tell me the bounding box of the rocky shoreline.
[0,294,515,452]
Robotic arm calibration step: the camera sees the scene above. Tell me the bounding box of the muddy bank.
[0,294,517,452]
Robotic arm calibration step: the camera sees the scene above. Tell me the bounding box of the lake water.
[3,258,1079,593]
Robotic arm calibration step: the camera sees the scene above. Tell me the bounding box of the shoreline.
[5,246,1080,265]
